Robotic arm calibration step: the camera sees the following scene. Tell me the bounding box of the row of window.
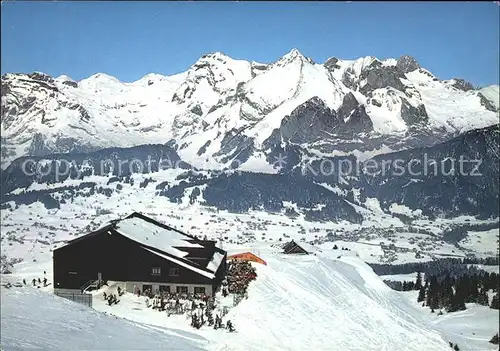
[146,285,206,294]
[151,267,179,276]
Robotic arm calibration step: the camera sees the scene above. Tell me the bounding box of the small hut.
[283,240,321,255]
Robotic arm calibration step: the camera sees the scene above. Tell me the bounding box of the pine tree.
[490,333,499,345]
[417,287,426,303]
[465,274,479,303]
[427,276,440,310]
[408,281,415,291]
[490,292,499,310]
[415,271,423,290]
[441,276,454,309]
[448,288,466,312]
[476,288,489,306]
[453,343,460,351]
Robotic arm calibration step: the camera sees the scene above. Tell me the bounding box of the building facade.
[53,212,227,296]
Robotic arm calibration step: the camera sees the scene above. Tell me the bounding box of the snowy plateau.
[0,49,499,350]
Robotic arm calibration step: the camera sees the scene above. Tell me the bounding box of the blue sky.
[1,1,499,87]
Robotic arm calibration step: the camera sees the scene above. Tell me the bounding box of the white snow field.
[0,278,207,350]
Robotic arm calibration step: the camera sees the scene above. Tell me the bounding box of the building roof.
[207,251,226,273]
[227,252,267,265]
[58,212,226,278]
[114,216,203,259]
[141,247,215,279]
[297,242,321,254]
[283,240,321,254]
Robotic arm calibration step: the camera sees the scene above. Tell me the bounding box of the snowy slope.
[3,245,455,351]
[207,251,450,351]
[479,85,500,110]
[404,71,497,133]
[0,278,207,350]
[2,50,498,170]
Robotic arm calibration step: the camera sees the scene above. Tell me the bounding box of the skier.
[23,279,26,285]
[32,278,36,286]
[37,278,41,284]
[43,277,47,287]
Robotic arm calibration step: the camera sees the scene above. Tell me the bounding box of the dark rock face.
[478,92,498,112]
[337,93,373,133]
[27,72,54,84]
[263,95,373,150]
[62,80,78,88]
[278,97,342,144]
[324,57,341,71]
[190,104,203,116]
[400,98,429,126]
[359,63,406,95]
[213,127,255,167]
[396,55,420,74]
[1,78,11,96]
[452,78,474,92]
[197,140,212,156]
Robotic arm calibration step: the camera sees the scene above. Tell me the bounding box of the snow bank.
[0,280,207,350]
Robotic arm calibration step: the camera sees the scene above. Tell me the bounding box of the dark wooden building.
[53,212,227,296]
[283,240,321,255]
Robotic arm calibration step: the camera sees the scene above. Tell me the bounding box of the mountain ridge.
[1,49,498,170]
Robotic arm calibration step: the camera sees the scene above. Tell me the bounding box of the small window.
[176,286,188,294]
[151,267,161,276]
[159,285,170,293]
[194,287,206,294]
[169,268,179,276]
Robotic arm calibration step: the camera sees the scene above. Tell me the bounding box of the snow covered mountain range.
[2,49,499,170]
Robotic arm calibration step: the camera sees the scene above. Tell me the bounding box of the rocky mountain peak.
[276,48,314,66]
[451,78,474,92]
[194,52,232,67]
[28,72,54,83]
[396,55,420,74]
[324,57,341,71]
